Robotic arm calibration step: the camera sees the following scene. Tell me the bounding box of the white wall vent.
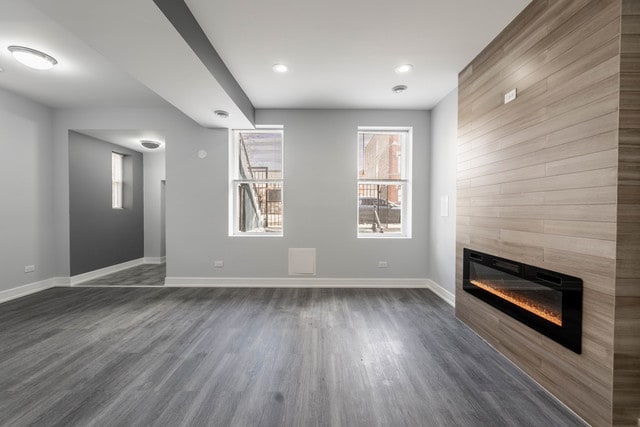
[288,248,316,275]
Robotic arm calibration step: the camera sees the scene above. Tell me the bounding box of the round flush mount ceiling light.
[392,85,408,93]
[272,63,289,73]
[140,140,162,150]
[394,64,413,74]
[8,46,57,70]
[214,110,229,118]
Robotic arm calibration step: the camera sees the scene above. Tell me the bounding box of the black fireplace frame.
[463,248,583,353]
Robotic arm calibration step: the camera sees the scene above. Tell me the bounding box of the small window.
[230,129,283,236]
[112,152,124,209]
[357,128,412,237]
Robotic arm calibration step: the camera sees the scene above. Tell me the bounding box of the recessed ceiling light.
[272,64,289,73]
[214,110,229,118]
[140,140,162,149]
[8,46,57,70]
[394,64,413,74]
[392,85,408,93]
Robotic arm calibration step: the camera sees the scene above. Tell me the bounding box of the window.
[230,129,283,235]
[112,152,124,209]
[357,128,411,237]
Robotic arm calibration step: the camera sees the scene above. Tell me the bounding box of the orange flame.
[471,279,562,326]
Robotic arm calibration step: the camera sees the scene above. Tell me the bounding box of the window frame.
[356,127,412,239]
[229,127,284,237]
[112,152,124,209]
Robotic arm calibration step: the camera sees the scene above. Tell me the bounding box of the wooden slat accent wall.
[455,1,631,425]
[614,2,640,425]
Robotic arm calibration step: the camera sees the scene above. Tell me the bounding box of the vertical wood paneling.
[455,1,627,426]
[614,2,640,425]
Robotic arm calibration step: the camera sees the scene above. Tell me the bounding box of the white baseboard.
[70,258,145,285]
[1,269,454,308]
[53,277,71,286]
[0,278,58,304]
[144,257,166,264]
[165,277,454,306]
[165,277,429,288]
[425,279,455,307]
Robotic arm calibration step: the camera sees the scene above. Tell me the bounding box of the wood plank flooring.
[76,263,166,287]
[0,286,584,426]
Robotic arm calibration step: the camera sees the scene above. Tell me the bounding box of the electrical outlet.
[24,265,35,273]
[504,88,517,104]
[378,261,388,268]
[214,260,224,268]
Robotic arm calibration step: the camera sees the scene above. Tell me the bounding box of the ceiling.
[0,0,167,109]
[3,0,531,135]
[185,0,532,109]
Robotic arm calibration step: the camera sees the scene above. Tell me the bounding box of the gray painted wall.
[428,89,458,294]
[171,108,430,278]
[143,151,166,259]
[52,107,211,277]
[52,107,430,280]
[69,131,144,275]
[0,88,54,291]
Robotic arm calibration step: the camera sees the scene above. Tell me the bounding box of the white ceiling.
[0,0,168,109]
[28,0,256,130]
[3,0,532,136]
[185,0,532,109]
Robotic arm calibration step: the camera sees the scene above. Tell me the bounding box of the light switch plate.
[440,195,449,217]
[504,88,517,104]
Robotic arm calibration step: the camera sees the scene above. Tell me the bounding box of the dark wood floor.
[77,263,166,287]
[0,286,584,426]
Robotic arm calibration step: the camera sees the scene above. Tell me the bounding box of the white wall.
[205,108,429,279]
[144,151,166,259]
[428,89,458,294]
[52,106,201,277]
[50,107,431,281]
[0,88,54,291]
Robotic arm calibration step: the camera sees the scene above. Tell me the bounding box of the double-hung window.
[230,129,284,236]
[112,152,124,209]
[357,127,412,237]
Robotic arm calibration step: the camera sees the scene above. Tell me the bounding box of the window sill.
[357,234,411,239]
[230,233,283,238]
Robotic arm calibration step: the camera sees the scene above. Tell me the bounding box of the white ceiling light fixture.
[394,64,413,74]
[214,109,229,118]
[392,85,408,93]
[272,63,289,73]
[140,140,162,149]
[8,46,58,70]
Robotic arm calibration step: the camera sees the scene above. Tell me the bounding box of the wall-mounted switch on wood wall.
[504,88,517,104]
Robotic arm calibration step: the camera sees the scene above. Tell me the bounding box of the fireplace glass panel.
[469,262,563,326]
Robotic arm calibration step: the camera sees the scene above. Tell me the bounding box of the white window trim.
[228,128,284,237]
[112,152,124,209]
[357,126,412,239]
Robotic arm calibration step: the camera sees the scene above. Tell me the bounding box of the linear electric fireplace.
[463,249,583,353]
